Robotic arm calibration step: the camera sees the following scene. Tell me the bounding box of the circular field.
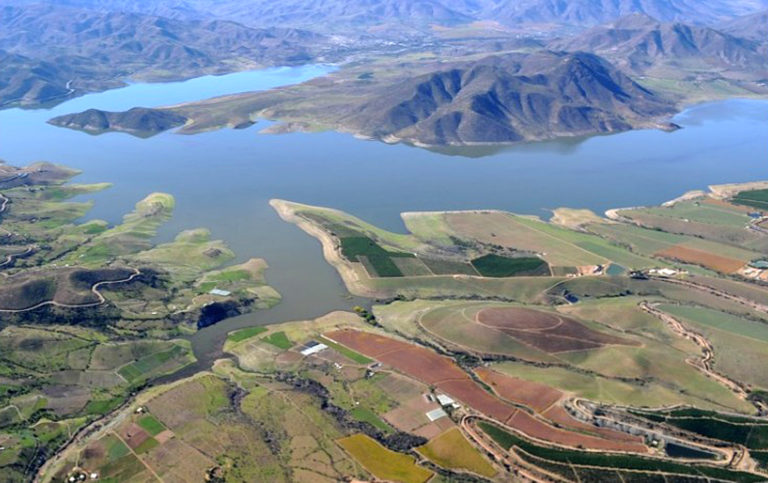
[476,307,562,331]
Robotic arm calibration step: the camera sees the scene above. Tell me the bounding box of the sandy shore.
[270,199,379,297]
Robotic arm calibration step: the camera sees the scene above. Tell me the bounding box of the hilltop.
[48,108,188,136]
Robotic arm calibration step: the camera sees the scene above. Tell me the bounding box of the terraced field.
[375,298,754,413]
[326,329,648,453]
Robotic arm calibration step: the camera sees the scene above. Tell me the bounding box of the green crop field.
[631,408,768,449]
[118,343,192,383]
[137,415,166,436]
[471,254,549,277]
[478,421,764,482]
[339,236,414,277]
[350,407,393,432]
[84,397,122,416]
[733,189,768,210]
[262,331,293,349]
[228,326,268,344]
[660,305,768,343]
[359,254,404,277]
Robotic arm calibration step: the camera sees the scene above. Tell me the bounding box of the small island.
[48,108,189,137]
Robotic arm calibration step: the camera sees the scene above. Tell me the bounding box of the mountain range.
[550,13,768,80]
[14,0,768,29]
[340,51,676,145]
[0,1,334,107]
[8,0,768,145]
[483,0,768,27]
[719,9,768,41]
[50,51,677,146]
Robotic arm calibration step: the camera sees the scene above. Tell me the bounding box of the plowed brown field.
[655,245,746,273]
[475,367,563,412]
[476,307,634,353]
[507,411,645,452]
[326,330,647,453]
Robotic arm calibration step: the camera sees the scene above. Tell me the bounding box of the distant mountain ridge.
[719,9,768,41]
[0,2,332,107]
[8,0,768,30]
[483,0,768,27]
[0,49,74,107]
[550,13,768,78]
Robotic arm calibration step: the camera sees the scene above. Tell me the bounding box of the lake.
[0,66,766,367]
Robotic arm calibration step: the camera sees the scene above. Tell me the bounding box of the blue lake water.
[0,65,766,363]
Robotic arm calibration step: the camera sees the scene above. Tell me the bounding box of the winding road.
[0,268,142,313]
[640,301,749,400]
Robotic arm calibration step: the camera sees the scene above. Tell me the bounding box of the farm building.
[649,268,681,277]
[300,342,328,356]
[426,408,447,421]
[436,394,460,408]
[749,260,768,269]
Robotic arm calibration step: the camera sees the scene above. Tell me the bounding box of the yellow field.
[338,434,433,483]
[417,428,497,478]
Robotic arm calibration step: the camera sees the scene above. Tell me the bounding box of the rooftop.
[426,408,447,421]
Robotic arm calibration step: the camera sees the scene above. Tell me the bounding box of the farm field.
[374,297,753,413]
[274,193,768,302]
[0,162,282,480]
[732,188,768,210]
[478,421,765,482]
[17,176,768,482]
[44,369,365,483]
[476,306,635,353]
[272,200,678,299]
[613,202,768,252]
[657,304,768,389]
[603,187,768,270]
[629,408,768,450]
[475,367,563,412]
[338,434,433,483]
[47,311,514,482]
[416,427,497,478]
[0,324,197,481]
[326,328,649,452]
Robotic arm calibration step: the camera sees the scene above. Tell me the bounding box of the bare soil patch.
[507,411,645,452]
[475,367,562,412]
[476,307,634,353]
[326,330,647,453]
[656,245,746,273]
